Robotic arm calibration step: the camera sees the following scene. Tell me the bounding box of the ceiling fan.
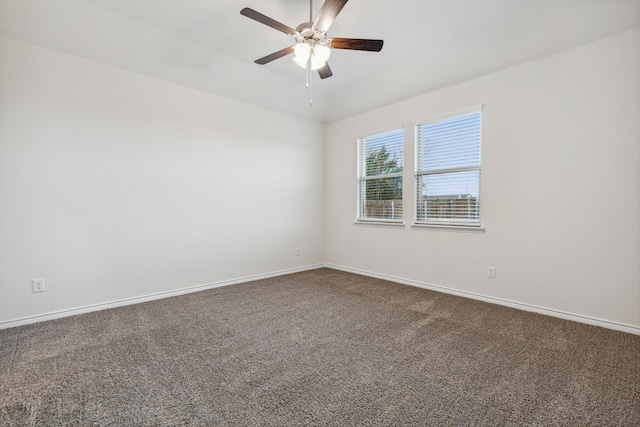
[240,0,384,80]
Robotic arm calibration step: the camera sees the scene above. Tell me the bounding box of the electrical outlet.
[296,248,301,256]
[32,278,46,293]
[487,267,496,279]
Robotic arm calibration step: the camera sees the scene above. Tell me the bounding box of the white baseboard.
[0,264,324,330]
[3,263,638,336]
[325,263,640,336]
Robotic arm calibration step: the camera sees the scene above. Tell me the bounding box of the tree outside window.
[357,129,404,221]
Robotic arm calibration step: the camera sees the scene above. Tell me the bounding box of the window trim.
[354,220,405,228]
[413,105,483,229]
[411,223,485,233]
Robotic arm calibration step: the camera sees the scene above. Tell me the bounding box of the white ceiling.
[1,0,639,122]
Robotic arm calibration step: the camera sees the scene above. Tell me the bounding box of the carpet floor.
[1,268,639,426]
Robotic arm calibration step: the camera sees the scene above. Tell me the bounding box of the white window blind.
[415,107,482,226]
[357,129,404,222]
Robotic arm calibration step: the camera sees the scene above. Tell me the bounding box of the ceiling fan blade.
[313,0,348,33]
[317,63,333,79]
[329,38,384,52]
[255,46,295,65]
[240,8,296,36]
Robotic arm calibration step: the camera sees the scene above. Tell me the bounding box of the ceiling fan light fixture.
[293,42,331,70]
[294,42,311,63]
[313,43,331,65]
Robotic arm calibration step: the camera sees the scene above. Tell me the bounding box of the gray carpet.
[1,268,639,426]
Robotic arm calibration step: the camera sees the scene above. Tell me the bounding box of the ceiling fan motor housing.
[295,22,326,45]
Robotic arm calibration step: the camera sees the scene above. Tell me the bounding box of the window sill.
[411,223,485,233]
[354,220,406,228]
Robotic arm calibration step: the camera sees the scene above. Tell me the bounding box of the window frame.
[413,105,483,229]
[356,127,405,225]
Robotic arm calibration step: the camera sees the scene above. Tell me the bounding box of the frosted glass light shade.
[293,42,331,70]
[293,55,308,68]
[313,44,330,64]
[294,43,310,62]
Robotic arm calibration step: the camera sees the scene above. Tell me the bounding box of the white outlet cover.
[32,279,46,293]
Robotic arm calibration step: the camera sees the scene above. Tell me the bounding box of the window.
[415,107,482,227]
[357,129,404,222]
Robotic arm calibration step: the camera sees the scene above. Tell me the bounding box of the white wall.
[0,36,324,325]
[325,29,640,332]
[2,28,638,333]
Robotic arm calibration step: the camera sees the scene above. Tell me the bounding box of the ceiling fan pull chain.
[309,71,313,107]
[307,56,313,106]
